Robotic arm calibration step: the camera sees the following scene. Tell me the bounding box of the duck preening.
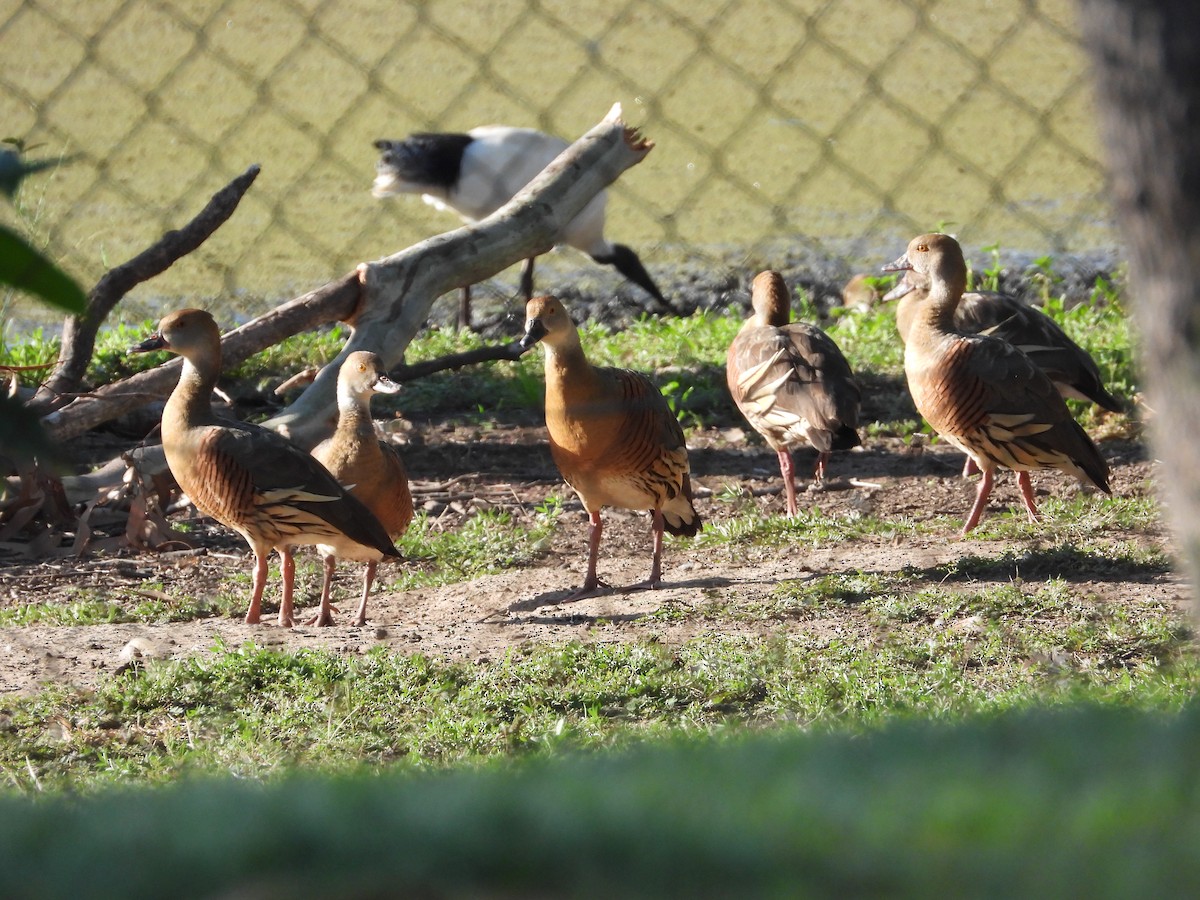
[884,234,1111,535]
[131,310,401,626]
[727,270,862,516]
[519,295,700,599]
[373,125,667,326]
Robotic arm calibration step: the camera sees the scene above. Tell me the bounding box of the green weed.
[2,604,1195,793]
[388,507,559,591]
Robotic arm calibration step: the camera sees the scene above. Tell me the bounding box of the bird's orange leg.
[307,555,339,627]
[647,508,665,588]
[624,510,668,594]
[244,552,269,625]
[564,510,607,601]
[778,449,798,516]
[278,547,297,628]
[1016,471,1042,523]
[961,468,996,535]
[810,450,830,486]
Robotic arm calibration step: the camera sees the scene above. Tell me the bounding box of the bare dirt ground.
[0,421,1181,697]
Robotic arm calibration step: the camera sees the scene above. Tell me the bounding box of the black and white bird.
[372,125,668,326]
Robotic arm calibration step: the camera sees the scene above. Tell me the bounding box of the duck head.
[520,295,576,351]
[338,351,400,398]
[883,233,967,298]
[130,308,220,360]
[749,270,792,327]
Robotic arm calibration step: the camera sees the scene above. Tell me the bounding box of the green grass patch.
[691,487,1162,548]
[0,593,131,626]
[967,492,1162,540]
[388,506,559,591]
[2,574,1193,793]
[0,584,241,627]
[690,502,930,549]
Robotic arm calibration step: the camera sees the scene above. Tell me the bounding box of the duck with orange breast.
[309,351,414,627]
[519,295,701,599]
[884,233,1111,534]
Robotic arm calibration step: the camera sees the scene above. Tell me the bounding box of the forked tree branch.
[40,104,653,448]
[30,164,262,416]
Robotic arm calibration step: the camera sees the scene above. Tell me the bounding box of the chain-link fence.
[1,0,1108,325]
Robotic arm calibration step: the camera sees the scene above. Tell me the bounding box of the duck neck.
[914,275,964,336]
[165,356,218,429]
[752,305,788,329]
[334,387,375,444]
[543,334,599,404]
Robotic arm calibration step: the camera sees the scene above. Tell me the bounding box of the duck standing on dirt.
[309,351,413,627]
[727,270,862,516]
[519,295,701,599]
[131,310,402,626]
[372,125,668,326]
[884,234,1111,534]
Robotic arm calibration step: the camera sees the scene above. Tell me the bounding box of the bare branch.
[40,273,359,442]
[391,342,530,381]
[30,165,262,415]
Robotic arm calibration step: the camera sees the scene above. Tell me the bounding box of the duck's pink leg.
[352,561,378,627]
[811,450,830,485]
[961,468,996,535]
[778,450,798,517]
[244,552,269,625]
[564,511,606,601]
[648,508,665,588]
[307,555,338,627]
[1017,471,1042,523]
[278,547,297,628]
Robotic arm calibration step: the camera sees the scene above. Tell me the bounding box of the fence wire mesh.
[1,0,1110,324]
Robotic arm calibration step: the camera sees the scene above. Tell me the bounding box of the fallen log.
[264,102,652,446]
[40,103,652,449]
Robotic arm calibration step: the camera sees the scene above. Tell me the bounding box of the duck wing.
[913,333,1110,492]
[186,421,402,557]
[959,292,1121,412]
[728,323,861,453]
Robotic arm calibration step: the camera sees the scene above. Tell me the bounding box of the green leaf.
[0,223,86,314]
